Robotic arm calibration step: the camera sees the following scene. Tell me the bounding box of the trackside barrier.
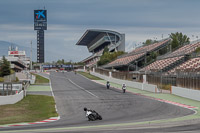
[0,91,24,105]
[30,75,36,84]
[0,82,29,105]
[172,86,200,101]
[90,71,158,93]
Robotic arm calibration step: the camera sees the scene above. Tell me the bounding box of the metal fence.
[0,81,29,96]
[146,71,200,90]
[112,71,134,81]
[94,68,200,90]
[95,68,110,76]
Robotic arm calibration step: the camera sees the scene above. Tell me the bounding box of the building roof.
[76,29,122,46]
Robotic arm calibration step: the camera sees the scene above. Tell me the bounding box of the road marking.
[68,78,99,98]
[50,74,99,98]
[49,74,60,115]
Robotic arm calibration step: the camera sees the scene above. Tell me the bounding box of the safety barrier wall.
[0,91,24,105]
[143,83,158,93]
[172,86,200,101]
[90,71,157,93]
[30,75,36,84]
[4,73,16,82]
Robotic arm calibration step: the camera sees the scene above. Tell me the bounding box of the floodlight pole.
[30,41,33,70]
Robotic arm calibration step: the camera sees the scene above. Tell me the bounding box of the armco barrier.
[0,91,24,105]
[90,71,158,93]
[172,86,200,101]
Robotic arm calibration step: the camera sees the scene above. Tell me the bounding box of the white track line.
[50,74,99,98]
[68,78,99,98]
[49,77,59,113]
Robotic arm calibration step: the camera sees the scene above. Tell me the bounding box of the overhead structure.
[76,29,125,67]
[76,29,125,53]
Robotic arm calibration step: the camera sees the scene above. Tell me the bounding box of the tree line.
[0,56,11,77]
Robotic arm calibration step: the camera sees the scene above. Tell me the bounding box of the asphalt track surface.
[0,72,198,133]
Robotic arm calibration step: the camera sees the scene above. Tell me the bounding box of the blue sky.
[0,0,200,62]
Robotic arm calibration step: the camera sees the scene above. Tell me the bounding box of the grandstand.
[103,39,171,70]
[140,56,185,72]
[168,56,200,74]
[76,29,125,68]
[140,41,200,73]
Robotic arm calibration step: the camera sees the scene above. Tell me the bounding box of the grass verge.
[78,71,102,80]
[0,95,58,125]
[32,73,49,84]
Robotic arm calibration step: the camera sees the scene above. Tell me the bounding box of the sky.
[0,0,200,62]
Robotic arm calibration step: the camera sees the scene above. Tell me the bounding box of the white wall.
[0,91,24,105]
[90,71,157,93]
[172,86,200,101]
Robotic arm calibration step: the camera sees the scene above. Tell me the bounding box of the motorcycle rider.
[122,83,126,93]
[106,81,110,89]
[84,107,102,121]
[84,107,92,116]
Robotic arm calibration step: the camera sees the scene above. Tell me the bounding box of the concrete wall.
[0,91,24,105]
[4,73,16,82]
[172,86,200,101]
[90,71,158,93]
[30,75,36,84]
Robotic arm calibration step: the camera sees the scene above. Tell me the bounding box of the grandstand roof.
[76,29,122,46]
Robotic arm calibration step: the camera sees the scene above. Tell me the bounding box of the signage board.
[34,10,47,30]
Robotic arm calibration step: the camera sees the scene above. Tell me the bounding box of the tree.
[97,51,125,66]
[143,39,158,45]
[0,56,11,77]
[195,47,200,53]
[170,32,190,49]
[103,46,109,54]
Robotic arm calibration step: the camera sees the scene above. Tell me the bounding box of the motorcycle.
[86,110,102,121]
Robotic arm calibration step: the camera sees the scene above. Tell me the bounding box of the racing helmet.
[84,107,87,111]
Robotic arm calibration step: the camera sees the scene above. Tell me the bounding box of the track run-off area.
[1,72,200,133]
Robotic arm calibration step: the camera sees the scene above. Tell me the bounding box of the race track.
[0,72,196,133]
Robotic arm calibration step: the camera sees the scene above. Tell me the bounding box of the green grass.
[32,73,49,84]
[0,95,58,125]
[0,77,4,82]
[78,71,102,80]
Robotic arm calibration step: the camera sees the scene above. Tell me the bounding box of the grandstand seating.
[104,39,170,68]
[140,56,184,72]
[164,42,200,58]
[140,41,200,73]
[169,57,200,74]
[105,53,145,68]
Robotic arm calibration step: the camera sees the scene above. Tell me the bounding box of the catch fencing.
[146,71,200,90]
[93,68,200,90]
